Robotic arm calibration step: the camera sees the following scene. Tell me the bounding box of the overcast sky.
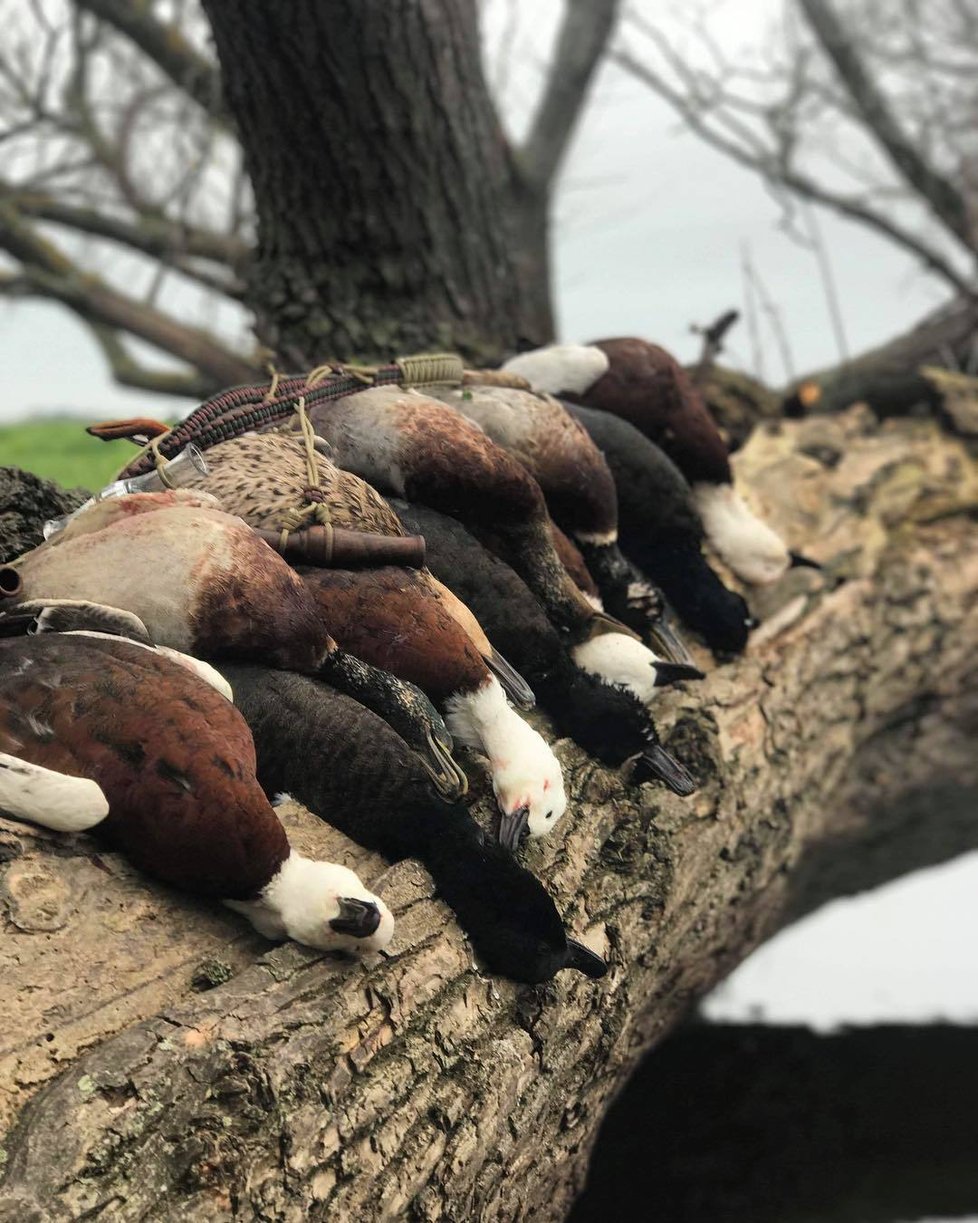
[0,0,952,425]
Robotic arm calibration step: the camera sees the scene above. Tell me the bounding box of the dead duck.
[289,383,610,639]
[430,381,697,666]
[174,431,533,708]
[565,403,754,656]
[391,498,697,797]
[503,339,793,585]
[0,632,393,954]
[295,386,698,699]
[298,565,565,850]
[4,491,465,799]
[221,663,607,983]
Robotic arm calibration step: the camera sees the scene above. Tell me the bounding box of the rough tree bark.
[199,0,617,368]
[200,0,528,366]
[0,408,975,1219]
[801,293,978,418]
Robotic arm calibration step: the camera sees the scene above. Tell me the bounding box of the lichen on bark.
[0,408,975,1220]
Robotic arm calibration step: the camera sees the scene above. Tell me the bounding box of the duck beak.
[329,897,382,939]
[0,610,37,637]
[485,647,536,710]
[564,938,608,979]
[789,551,822,571]
[421,730,469,802]
[653,660,705,687]
[635,743,697,797]
[498,804,530,852]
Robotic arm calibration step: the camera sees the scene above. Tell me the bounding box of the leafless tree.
[0,0,620,396]
[614,0,978,412]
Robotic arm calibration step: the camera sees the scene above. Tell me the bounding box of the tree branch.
[72,0,227,125]
[612,47,977,300]
[88,325,223,399]
[518,0,621,189]
[797,0,974,251]
[0,201,257,392]
[2,185,248,296]
[0,412,976,1216]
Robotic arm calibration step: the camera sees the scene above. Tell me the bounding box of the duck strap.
[275,396,334,557]
[115,353,468,478]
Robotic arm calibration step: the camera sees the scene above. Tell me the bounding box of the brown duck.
[0,631,393,953]
[4,492,465,798]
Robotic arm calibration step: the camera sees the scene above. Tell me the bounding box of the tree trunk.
[0,408,975,1220]
[201,0,551,368]
[572,1023,978,1223]
[801,293,978,416]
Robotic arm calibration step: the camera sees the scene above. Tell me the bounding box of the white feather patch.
[226,850,395,953]
[0,752,109,833]
[692,482,790,586]
[444,678,566,838]
[572,632,662,705]
[502,345,610,395]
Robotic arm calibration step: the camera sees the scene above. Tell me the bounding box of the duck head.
[432,830,608,984]
[445,679,567,851]
[252,852,395,955]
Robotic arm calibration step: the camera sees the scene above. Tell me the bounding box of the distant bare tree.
[615,0,978,412]
[0,0,619,397]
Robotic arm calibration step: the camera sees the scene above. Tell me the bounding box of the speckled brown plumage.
[571,338,733,486]
[180,432,406,536]
[0,633,288,898]
[298,566,489,705]
[431,384,618,538]
[297,385,601,636]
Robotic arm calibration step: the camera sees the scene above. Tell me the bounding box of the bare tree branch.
[0,201,257,390]
[72,0,227,124]
[3,184,248,295]
[612,47,977,300]
[518,0,621,189]
[88,324,220,398]
[798,0,974,250]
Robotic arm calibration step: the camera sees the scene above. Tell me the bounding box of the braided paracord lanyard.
[117,354,468,479]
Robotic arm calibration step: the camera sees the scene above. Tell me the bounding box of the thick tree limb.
[798,292,978,415]
[0,202,257,392]
[518,0,621,189]
[88,326,228,400]
[72,0,227,125]
[0,411,974,1217]
[798,0,974,251]
[5,186,247,274]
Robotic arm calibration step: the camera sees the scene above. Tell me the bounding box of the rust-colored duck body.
[503,340,792,585]
[176,432,533,707]
[0,632,393,952]
[289,384,603,638]
[298,565,565,848]
[6,491,464,798]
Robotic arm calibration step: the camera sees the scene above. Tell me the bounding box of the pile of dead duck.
[0,339,808,985]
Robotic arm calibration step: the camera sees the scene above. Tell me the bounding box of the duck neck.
[224,846,302,941]
[444,676,519,760]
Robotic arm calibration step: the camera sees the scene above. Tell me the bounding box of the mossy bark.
[0,410,976,1220]
[200,0,551,369]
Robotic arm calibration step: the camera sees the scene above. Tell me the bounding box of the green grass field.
[1,418,136,491]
